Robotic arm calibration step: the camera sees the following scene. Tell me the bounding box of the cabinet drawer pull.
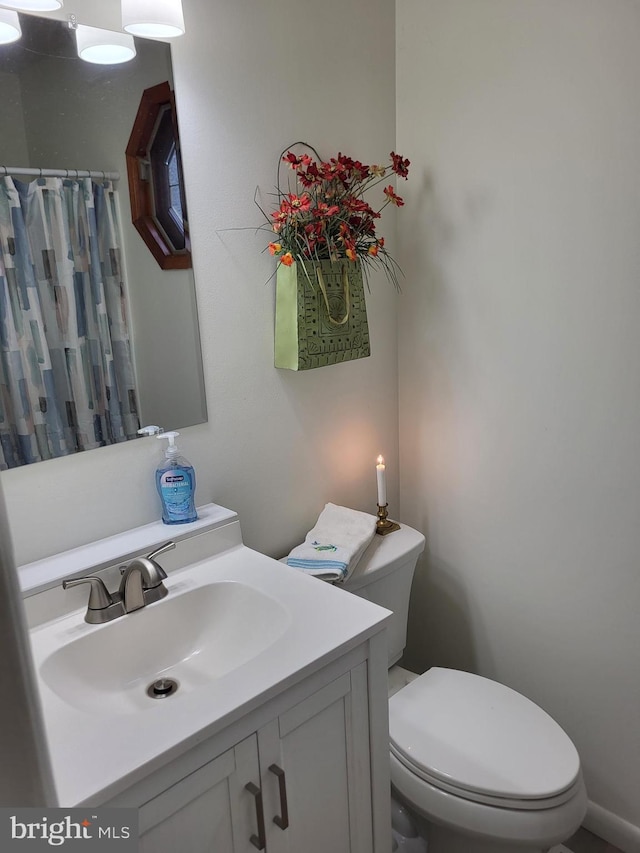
[269,764,289,831]
[245,781,266,850]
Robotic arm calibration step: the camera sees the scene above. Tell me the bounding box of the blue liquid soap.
[156,431,197,525]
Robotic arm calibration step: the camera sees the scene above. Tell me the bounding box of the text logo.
[1,809,137,850]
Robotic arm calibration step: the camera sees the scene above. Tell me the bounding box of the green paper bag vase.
[274,260,371,370]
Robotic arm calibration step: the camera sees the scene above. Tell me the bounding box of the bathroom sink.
[27,529,391,807]
[38,580,290,715]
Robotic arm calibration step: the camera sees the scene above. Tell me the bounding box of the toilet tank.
[341,524,425,666]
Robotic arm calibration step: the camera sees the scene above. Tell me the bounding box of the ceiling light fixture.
[0,8,21,44]
[75,23,136,65]
[0,1,63,10]
[121,0,185,39]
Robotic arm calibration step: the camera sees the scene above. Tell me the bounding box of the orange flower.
[280,252,294,266]
[346,248,357,262]
[268,242,282,255]
[368,244,379,257]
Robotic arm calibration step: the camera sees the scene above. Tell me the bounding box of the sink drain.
[146,677,179,699]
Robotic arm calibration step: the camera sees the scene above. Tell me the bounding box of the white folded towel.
[286,503,377,582]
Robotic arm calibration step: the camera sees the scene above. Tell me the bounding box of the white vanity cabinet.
[256,665,372,853]
[26,511,391,851]
[108,647,388,853]
[138,735,259,853]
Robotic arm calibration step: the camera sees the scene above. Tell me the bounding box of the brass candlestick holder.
[376,504,400,536]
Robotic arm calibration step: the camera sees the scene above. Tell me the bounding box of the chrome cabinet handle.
[245,782,266,850]
[269,764,289,830]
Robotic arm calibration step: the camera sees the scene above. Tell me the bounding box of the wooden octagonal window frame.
[126,81,191,270]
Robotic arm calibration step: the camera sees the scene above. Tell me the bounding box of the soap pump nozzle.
[157,430,180,457]
[138,425,164,437]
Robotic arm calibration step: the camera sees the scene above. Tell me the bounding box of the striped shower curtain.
[0,176,139,469]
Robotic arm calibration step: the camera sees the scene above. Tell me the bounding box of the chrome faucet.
[62,541,175,624]
[118,541,174,612]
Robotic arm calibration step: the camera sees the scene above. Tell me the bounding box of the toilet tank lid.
[341,524,426,591]
[389,668,581,801]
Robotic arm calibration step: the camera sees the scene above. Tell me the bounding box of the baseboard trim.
[584,800,640,853]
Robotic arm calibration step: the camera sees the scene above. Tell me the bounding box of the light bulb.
[76,25,136,65]
[0,1,62,10]
[122,0,185,39]
[0,9,21,44]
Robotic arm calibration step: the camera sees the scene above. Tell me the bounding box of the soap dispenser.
[155,431,197,524]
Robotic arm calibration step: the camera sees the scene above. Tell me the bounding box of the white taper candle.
[376,455,387,506]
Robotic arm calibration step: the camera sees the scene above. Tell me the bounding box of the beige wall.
[397,1,640,847]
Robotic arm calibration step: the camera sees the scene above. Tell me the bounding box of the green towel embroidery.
[311,542,337,552]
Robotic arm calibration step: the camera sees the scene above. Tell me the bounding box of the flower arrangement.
[260,143,410,289]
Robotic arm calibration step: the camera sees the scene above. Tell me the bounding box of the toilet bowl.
[339,524,588,853]
[388,667,587,852]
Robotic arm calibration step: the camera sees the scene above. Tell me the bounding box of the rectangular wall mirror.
[0,11,207,469]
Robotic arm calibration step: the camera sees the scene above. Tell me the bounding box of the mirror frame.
[125,81,192,270]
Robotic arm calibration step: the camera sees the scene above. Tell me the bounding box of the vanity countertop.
[29,541,390,806]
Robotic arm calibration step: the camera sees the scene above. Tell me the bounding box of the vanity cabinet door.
[138,734,261,853]
[258,664,373,853]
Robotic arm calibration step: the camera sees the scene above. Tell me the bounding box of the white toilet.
[340,524,588,853]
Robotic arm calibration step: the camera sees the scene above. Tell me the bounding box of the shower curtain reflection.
[0,175,139,469]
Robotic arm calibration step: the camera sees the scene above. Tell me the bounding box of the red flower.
[304,221,324,237]
[270,207,288,232]
[287,193,312,212]
[390,152,410,179]
[261,144,409,288]
[313,203,340,218]
[343,196,372,214]
[283,152,313,170]
[351,160,371,180]
[298,162,322,187]
[337,154,370,181]
[383,185,404,206]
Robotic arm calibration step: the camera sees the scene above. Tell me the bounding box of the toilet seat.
[389,668,581,810]
[390,751,588,847]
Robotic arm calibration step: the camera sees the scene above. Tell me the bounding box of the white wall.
[0,71,28,163]
[0,478,55,806]
[397,0,640,845]
[2,0,399,568]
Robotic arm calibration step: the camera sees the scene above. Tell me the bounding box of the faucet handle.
[147,541,175,563]
[144,541,175,584]
[62,576,113,610]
